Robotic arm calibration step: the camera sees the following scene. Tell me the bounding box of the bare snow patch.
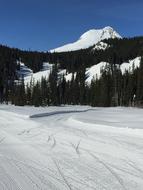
[93,41,110,50]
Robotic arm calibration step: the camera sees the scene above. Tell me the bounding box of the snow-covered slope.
[86,62,110,83]
[19,56,141,86]
[85,57,141,84]
[50,26,121,53]
[23,62,53,84]
[120,57,141,74]
[16,62,33,78]
[1,105,143,190]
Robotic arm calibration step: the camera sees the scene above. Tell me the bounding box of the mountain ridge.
[50,26,122,53]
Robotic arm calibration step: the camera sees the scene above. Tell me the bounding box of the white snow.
[16,62,33,78]
[64,72,77,82]
[58,69,67,76]
[0,105,143,189]
[24,70,51,84]
[85,57,142,84]
[85,62,110,84]
[42,62,53,71]
[50,26,121,53]
[24,62,53,84]
[120,57,141,74]
[93,41,110,50]
[21,57,141,86]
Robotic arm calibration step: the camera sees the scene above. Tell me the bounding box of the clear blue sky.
[0,0,142,51]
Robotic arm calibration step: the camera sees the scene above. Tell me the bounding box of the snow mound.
[50,26,121,53]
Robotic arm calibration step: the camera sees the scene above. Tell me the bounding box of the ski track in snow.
[0,105,143,189]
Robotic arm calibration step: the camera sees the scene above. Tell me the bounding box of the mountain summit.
[50,26,122,53]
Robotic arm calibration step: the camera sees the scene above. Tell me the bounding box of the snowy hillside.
[50,26,121,53]
[20,57,141,85]
[17,62,53,84]
[85,57,141,84]
[120,57,141,74]
[1,105,143,190]
[85,62,110,83]
[16,62,33,78]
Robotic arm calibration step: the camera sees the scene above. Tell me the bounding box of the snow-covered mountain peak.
[103,26,113,30]
[50,26,121,53]
[103,26,117,33]
[80,26,120,40]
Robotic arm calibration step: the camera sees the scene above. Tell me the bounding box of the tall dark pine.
[49,63,58,105]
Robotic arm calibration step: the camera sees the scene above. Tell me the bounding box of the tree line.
[1,36,143,107]
[7,57,143,107]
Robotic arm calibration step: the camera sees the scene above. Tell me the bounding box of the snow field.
[0,106,143,189]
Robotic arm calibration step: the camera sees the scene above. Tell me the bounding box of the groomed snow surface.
[1,105,143,190]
